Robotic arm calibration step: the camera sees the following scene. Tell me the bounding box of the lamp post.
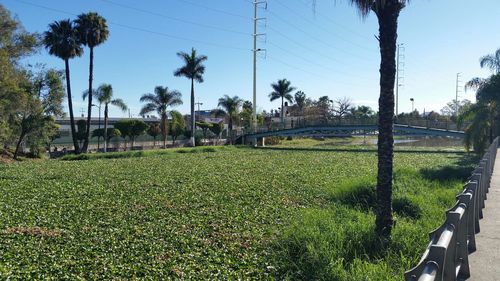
[410,98,414,112]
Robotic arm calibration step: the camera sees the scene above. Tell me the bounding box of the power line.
[266,55,363,88]
[273,0,373,53]
[267,26,343,65]
[295,0,373,42]
[14,0,250,52]
[99,0,251,36]
[267,41,368,80]
[175,0,252,21]
[267,9,372,62]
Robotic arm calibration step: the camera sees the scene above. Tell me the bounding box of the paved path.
[469,148,500,280]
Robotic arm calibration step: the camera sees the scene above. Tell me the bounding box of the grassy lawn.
[0,143,476,280]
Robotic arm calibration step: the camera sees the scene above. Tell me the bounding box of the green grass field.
[0,141,476,280]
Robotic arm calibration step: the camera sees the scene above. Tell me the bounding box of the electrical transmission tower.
[252,1,267,133]
[395,43,405,116]
[455,72,462,117]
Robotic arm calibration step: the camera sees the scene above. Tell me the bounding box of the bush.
[265,136,284,146]
[194,132,204,146]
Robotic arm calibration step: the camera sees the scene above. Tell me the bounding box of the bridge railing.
[248,117,466,135]
[405,137,499,281]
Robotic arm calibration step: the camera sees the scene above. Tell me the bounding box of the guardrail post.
[463,180,480,240]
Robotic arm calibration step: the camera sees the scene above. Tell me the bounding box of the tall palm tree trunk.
[65,59,80,153]
[281,97,285,128]
[229,118,233,145]
[190,78,195,146]
[162,114,168,149]
[83,47,94,153]
[103,104,109,153]
[375,2,400,241]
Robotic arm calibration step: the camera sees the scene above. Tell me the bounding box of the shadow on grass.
[274,207,391,280]
[419,154,480,182]
[329,179,422,220]
[255,146,467,154]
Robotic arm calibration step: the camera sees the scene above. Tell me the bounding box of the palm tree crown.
[174,48,208,81]
[343,0,408,17]
[43,19,83,60]
[269,79,295,104]
[214,95,243,144]
[140,86,182,149]
[217,95,243,118]
[294,91,306,112]
[140,86,183,117]
[480,48,500,74]
[75,12,109,48]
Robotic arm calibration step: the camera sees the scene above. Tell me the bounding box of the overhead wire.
[273,0,373,52]
[14,0,251,52]
[99,0,251,36]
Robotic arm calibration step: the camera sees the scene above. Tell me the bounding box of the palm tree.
[269,79,295,128]
[213,95,243,145]
[461,73,500,150]
[140,86,183,149]
[75,12,110,153]
[84,84,127,152]
[327,0,409,240]
[295,91,306,125]
[174,48,207,146]
[480,48,500,74]
[43,19,83,153]
[458,103,492,153]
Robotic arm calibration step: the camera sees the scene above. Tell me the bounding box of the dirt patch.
[1,227,64,237]
[0,151,15,164]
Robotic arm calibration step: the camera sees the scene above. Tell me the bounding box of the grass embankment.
[0,142,476,279]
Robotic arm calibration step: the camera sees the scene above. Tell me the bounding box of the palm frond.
[111,98,128,112]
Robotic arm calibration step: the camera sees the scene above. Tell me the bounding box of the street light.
[410,98,414,112]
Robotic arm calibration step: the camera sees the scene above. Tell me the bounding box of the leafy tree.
[147,124,161,148]
[269,79,295,128]
[75,12,109,153]
[209,122,224,145]
[76,119,87,148]
[213,95,243,144]
[92,128,121,144]
[351,105,376,118]
[84,84,127,152]
[129,120,148,147]
[44,19,83,152]
[174,48,207,146]
[170,110,185,147]
[35,69,65,117]
[196,121,213,144]
[113,119,132,150]
[140,86,182,149]
[327,0,410,239]
[440,99,472,121]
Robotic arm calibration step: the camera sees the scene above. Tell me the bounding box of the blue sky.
[2,0,500,118]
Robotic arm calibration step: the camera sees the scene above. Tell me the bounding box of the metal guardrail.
[405,137,499,281]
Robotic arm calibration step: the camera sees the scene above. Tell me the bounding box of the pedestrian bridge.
[241,124,464,143]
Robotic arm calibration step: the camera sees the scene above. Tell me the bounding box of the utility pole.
[195,99,203,113]
[252,0,267,133]
[395,43,405,116]
[455,72,462,117]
